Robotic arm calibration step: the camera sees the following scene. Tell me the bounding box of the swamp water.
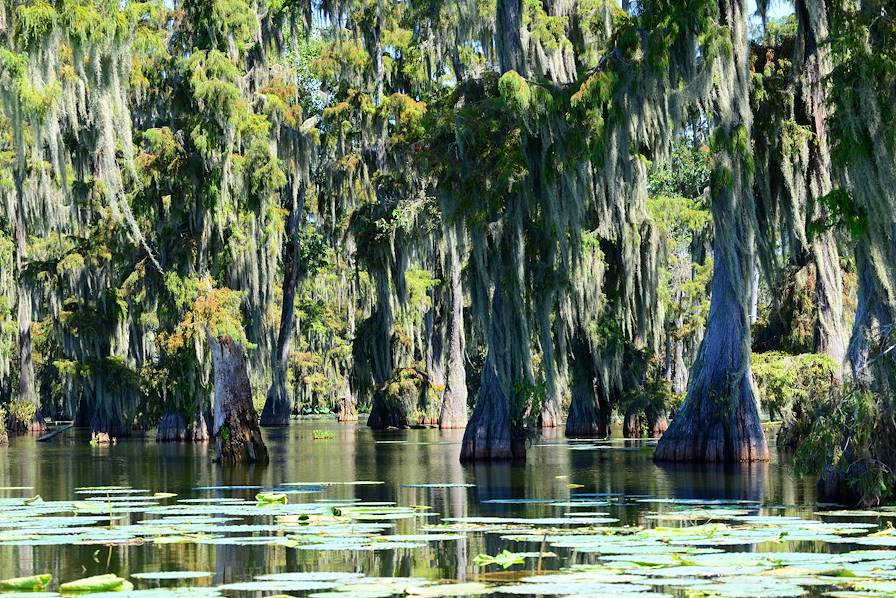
[0,422,894,597]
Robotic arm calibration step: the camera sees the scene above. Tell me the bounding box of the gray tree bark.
[459,0,531,463]
[496,0,526,74]
[460,281,526,461]
[536,290,562,429]
[439,230,468,429]
[459,348,523,461]
[798,0,846,367]
[156,411,209,442]
[672,337,688,395]
[564,341,609,438]
[655,0,768,463]
[210,334,269,464]
[335,376,358,423]
[13,171,44,434]
[655,254,769,461]
[261,182,306,426]
[366,272,404,428]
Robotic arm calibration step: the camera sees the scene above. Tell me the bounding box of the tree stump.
[210,335,269,464]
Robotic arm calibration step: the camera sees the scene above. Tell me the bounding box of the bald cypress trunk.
[458,0,531,461]
[335,377,358,423]
[799,0,845,366]
[655,0,768,463]
[366,272,404,428]
[156,411,209,442]
[439,231,468,429]
[459,345,525,461]
[536,290,562,429]
[752,0,845,366]
[495,0,526,74]
[210,335,269,464]
[261,182,306,427]
[818,249,892,505]
[623,412,641,438]
[460,283,527,461]
[812,233,845,364]
[655,256,769,461]
[809,0,896,506]
[9,84,44,434]
[672,334,688,395]
[565,341,609,438]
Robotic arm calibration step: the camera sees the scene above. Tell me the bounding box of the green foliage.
[498,70,531,112]
[751,15,798,45]
[647,141,712,199]
[511,380,544,435]
[620,377,678,434]
[5,399,36,426]
[14,2,58,47]
[161,275,248,350]
[809,188,867,239]
[751,352,838,422]
[794,388,888,502]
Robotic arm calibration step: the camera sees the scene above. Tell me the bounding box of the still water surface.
[0,422,835,592]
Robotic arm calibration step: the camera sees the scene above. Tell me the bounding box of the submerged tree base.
[336,393,358,423]
[653,375,769,462]
[368,367,441,429]
[459,354,526,462]
[91,432,117,446]
[260,373,292,427]
[818,461,871,507]
[6,413,46,435]
[366,392,410,429]
[156,411,209,442]
[210,336,269,464]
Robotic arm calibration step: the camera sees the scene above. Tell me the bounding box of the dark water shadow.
[653,461,770,503]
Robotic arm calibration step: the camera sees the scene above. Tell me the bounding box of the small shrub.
[5,400,37,426]
[751,351,838,447]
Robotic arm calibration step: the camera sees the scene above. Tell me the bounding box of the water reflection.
[0,423,818,583]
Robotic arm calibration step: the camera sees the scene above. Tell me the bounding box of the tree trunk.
[13,172,44,434]
[439,231,468,429]
[654,0,768,463]
[366,271,405,428]
[672,337,688,395]
[655,254,769,461]
[366,387,411,429]
[812,232,846,366]
[496,0,526,74]
[565,379,609,437]
[459,349,524,461]
[846,250,892,384]
[261,182,306,426]
[800,0,845,368]
[646,406,669,437]
[799,0,845,367]
[156,411,210,442]
[749,263,759,323]
[210,335,269,464]
[536,291,562,428]
[460,282,527,461]
[623,412,642,438]
[564,342,609,438]
[335,376,358,423]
